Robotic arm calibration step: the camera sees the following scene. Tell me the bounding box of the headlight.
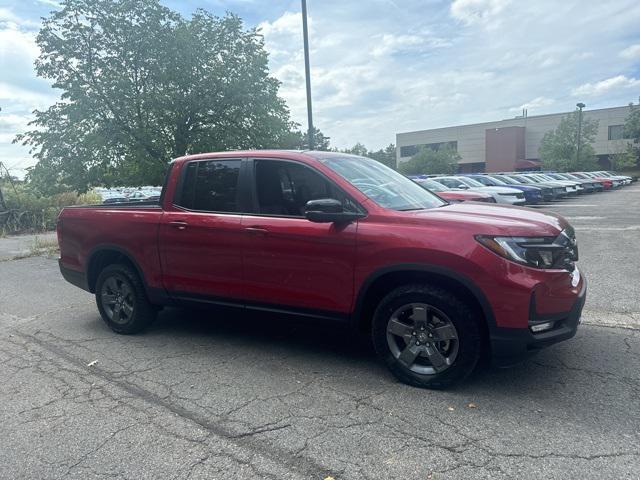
[476,232,578,270]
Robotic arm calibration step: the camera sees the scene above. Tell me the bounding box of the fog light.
[530,321,554,333]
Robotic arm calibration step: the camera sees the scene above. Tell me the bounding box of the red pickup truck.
[58,150,586,388]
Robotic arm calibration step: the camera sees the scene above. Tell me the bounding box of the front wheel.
[372,284,482,389]
[95,263,156,334]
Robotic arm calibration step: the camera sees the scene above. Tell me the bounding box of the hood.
[473,186,522,194]
[439,190,491,200]
[504,184,540,192]
[410,203,566,237]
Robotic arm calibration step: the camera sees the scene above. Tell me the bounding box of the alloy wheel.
[100,275,135,325]
[386,302,459,374]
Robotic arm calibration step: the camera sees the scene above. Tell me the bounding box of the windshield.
[416,179,447,192]
[457,177,485,188]
[318,156,447,211]
[482,176,507,185]
[511,175,535,184]
[491,175,516,185]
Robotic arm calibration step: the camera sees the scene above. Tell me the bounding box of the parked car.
[103,197,128,204]
[547,173,602,193]
[57,150,585,389]
[412,178,496,203]
[524,173,580,195]
[432,176,526,205]
[465,174,543,204]
[593,171,632,186]
[574,172,617,189]
[494,174,560,201]
[513,174,573,197]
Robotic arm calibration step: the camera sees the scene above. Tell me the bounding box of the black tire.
[95,263,156,334]
[372,283,482,389]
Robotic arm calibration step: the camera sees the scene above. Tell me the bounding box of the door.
[159,158,245,301]
[241,158,361,315]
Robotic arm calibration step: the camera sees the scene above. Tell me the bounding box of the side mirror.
[304,198,365,223]
[457,184,469,189]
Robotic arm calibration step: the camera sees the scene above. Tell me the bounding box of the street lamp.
[301,0,314,150]
[576,102,585,163]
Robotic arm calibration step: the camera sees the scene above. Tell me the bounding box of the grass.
[1,235,60,262]
[31,235,59,256]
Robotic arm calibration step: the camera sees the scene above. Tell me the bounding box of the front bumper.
[489,274,586,366]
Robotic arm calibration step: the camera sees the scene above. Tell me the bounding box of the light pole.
[301,0,314,150]
[576,102,585,164]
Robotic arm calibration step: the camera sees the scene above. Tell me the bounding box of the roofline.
[396,104,632,137]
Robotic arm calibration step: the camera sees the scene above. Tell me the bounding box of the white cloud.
[620,44,640,60]
[572,75,640,97]
[3,0,640,167]
[450,0,511,26]
[511,96,555,113]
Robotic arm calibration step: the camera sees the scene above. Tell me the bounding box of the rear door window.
[176,160,241,212]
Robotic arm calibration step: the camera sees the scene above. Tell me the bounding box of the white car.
[594,171,632,185]
[534,174,583,194]
[433,176,526,205]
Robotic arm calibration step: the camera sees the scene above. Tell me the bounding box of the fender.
[86,243,171,305]
[352,263,497,330]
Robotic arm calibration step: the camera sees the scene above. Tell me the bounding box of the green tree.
[609,142,638,170]
[622,100,640,163]
[623,100,640,143]
[368,144,397,169]
[340,143,397,169]
[398,146,460,175]
[280,127,331,151]
[16,0,294,194]
[538,109,599,172]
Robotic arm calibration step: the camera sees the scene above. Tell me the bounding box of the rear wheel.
[372,284,482,389]
[96,263,156,334]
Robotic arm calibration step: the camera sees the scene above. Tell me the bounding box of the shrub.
[0,183,102,235]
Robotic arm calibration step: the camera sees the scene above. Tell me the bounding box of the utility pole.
[301,0,314,150]
[576,102,585,164]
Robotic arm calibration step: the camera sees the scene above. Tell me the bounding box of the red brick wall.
[485,126,525,172]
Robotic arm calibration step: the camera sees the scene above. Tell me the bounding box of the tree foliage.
[623,100,640,145]
[538,109,599,172]
[398,146,460,175]
[16,0,296,193]
[340,143,396,168]
[279,127,331,151]
[622,100,640,167]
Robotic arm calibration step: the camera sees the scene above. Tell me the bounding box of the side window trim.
[246,157,367,218]
[172,158,246,214]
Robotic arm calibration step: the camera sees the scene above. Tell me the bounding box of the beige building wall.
[396,105,632,166]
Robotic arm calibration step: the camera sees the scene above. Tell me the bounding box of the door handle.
[244,226,268,235]
[169,221,188,230]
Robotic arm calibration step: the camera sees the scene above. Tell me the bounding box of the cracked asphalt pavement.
[1,184,639,479]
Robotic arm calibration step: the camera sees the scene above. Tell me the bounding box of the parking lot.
[1,184,639,479]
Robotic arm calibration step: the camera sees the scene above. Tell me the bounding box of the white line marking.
[575,225,640,231]
[564,216,606,220]
[546,204,597,207]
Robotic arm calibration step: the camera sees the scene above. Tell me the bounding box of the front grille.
[476,197,496,203]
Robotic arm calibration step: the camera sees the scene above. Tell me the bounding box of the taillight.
[56,217,63,247]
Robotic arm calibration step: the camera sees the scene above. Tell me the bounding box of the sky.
[1,0,640,177]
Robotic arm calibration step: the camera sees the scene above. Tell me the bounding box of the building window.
[400,145,419,157]
[608,125,625,141]
[400,141,457,158]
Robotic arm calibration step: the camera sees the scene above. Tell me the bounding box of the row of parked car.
[96,187,162,204]
[410,170,635,205]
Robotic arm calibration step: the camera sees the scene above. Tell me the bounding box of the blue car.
[465,174,543,204]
